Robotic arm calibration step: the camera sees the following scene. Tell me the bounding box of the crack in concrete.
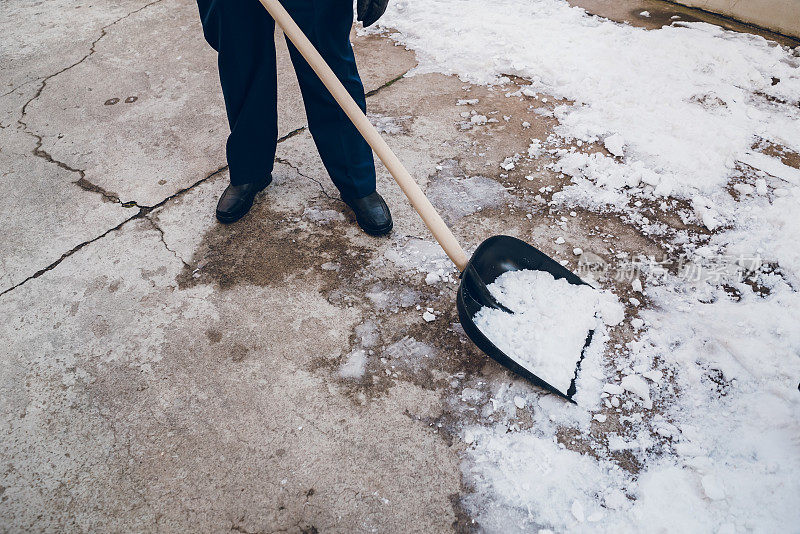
[0,213,140,299]
[18,0,164,120]
[3,39,412,297]
[230,523,261,534]
[15,0,165,207]
[138,164,229,211]
[144,216,191,270]
[275,156,340,203]
[365,70,410,98]
[14,127,135,207]
[0,77,42,101]
[0,163,227,298]
[278,125,307,142]
[74,177,126,205]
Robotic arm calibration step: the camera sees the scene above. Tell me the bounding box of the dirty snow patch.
[302,206,345,225]
[738,151,800,185]
[368,112,410,135]
[339,349,367,379]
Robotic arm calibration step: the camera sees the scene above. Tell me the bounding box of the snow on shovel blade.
[456,235,594,403]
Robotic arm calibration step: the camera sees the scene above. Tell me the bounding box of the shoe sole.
[360,219,393,236]
[215,177,272,224]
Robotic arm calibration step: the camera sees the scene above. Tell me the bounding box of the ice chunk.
[599,294,625,326]
[632,278,643,293]
[464,429,476,444]
[527,139,544,158]
[621,374,652,409]
[340,349,367,379]
[643,370,663,383]
[425,272,441,285]
[701,475,725,500]
[571,500,585,522]
[692,196,720,231]
[604,134,625,157]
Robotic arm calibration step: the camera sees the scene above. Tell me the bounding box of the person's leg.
[196,0,278,186]
[282,0,377,202]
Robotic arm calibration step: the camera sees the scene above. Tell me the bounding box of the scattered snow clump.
[604,134,625,157]
[339,349,367,379]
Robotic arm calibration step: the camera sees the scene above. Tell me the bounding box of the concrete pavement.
[0,2,461,531]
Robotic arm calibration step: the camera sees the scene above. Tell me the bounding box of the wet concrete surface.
[571,0,800,46]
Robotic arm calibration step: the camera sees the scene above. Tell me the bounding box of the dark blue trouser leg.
[282,0,376,200]
[196,0,376,199]
[197,0,278,186]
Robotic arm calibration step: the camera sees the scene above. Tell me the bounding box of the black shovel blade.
[456,235,594,403]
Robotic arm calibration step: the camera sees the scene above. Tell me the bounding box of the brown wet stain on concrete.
[205,328,222,343]
[755,138,800,169]
[177,198,374,291]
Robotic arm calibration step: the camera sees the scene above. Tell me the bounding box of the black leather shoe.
[343,191,393,236]
[216,175,272,224]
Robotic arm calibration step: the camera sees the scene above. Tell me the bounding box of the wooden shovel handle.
[258,0,469,271]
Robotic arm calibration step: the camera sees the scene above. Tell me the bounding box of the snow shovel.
[259,0,592,401]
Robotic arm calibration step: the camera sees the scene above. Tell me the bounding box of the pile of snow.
[372,0,800,531]
[376,0,800,266]
[378,0,800,200]
[473,270,621,393]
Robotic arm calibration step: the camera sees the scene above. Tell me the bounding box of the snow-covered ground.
[372,1,800,531]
